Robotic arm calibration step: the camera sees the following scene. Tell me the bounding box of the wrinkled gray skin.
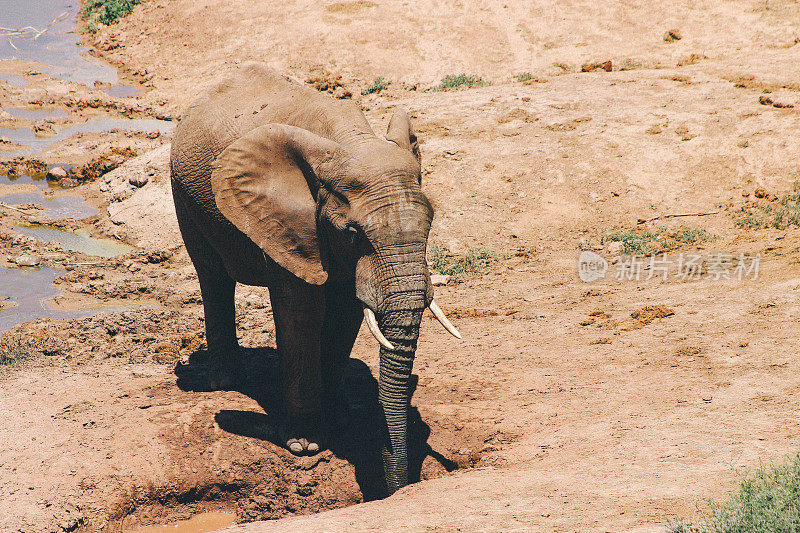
[170,63,435,493]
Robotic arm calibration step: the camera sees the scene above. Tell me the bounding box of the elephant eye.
[346,224,360,245]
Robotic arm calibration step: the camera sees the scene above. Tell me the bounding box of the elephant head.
[209,109,460,493]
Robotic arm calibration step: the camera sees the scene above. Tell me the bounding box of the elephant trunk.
[377,291,425,494]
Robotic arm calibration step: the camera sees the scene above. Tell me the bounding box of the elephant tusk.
[429,300,462,339]
[364,308,395,350]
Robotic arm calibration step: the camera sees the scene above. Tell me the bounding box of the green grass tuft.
[435,73,487,91]
[429,244,498,279]
[82,0,141,31]
[514,72,536,82]
[361,77,390,95]
[601,226,718,255]
[667,452,800,532]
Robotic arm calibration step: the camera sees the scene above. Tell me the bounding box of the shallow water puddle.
[13,225,132,257]
[0,266,93,333]
[0,192,96,219]
[0,168,76,188]
[126,512,237,533]
[3,107,69,121]
[1,116,174,157]
[103,84,141,98]
[0,73,28,86]
[0,0,117,86]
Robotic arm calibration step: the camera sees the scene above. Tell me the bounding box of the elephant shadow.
[174,347,458,500]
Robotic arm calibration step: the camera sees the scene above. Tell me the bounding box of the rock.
[431,274,450,286]
[32,120,55,137]
[47,166,68,180]
[754,186,769,199]
[607,242,623,255]
[663,29,682,42]
[581,60,612,72]
[14,254,40,267]
[129,174,149,187]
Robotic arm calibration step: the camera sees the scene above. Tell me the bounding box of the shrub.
[733,181,800,230]
[0,339,37,366]
[429,244,498,279]
[435,74,486,91]
[361,77,390,95]
[601,226,718,255]
[82,0,141,31]
[667,452,800,532]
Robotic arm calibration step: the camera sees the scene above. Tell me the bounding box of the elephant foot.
[281,415,323,456]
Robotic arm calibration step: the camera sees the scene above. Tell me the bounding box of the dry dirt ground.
[3,0,800,531]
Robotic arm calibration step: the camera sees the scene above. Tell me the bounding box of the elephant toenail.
[289,441,304,454]
[307,442,319,453]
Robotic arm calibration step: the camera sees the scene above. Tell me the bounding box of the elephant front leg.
[269,271,325,455]
[320,281,363,433]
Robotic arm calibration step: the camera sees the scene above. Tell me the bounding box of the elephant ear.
[385,109,420,163]
[211,124,341,285]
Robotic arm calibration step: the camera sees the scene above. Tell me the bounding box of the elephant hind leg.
[196,265,238,389]
[174,184,239,389]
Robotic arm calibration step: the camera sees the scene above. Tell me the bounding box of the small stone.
[754,187,769,199]
[607,242,623,255]
[430,274,450,286]
[129,174,149,187]
[14,254,40,267]
[47,166,68,180]
[663,29,682,42]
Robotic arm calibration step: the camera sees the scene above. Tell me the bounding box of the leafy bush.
[361,77,390,95]
[82,0,141,31]
[429,244,498,279]
[435,74,486,91]
[667,452,800,532]
[514,72,536,82]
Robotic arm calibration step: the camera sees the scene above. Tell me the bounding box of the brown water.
[0,192,97,219]
[13,224,133,257]
[0,266,92,333]
[127,512,237,533]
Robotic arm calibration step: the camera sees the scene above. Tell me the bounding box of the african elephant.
[169,63,460,493]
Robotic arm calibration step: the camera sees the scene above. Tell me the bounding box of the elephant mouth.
[362,302,461,350]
